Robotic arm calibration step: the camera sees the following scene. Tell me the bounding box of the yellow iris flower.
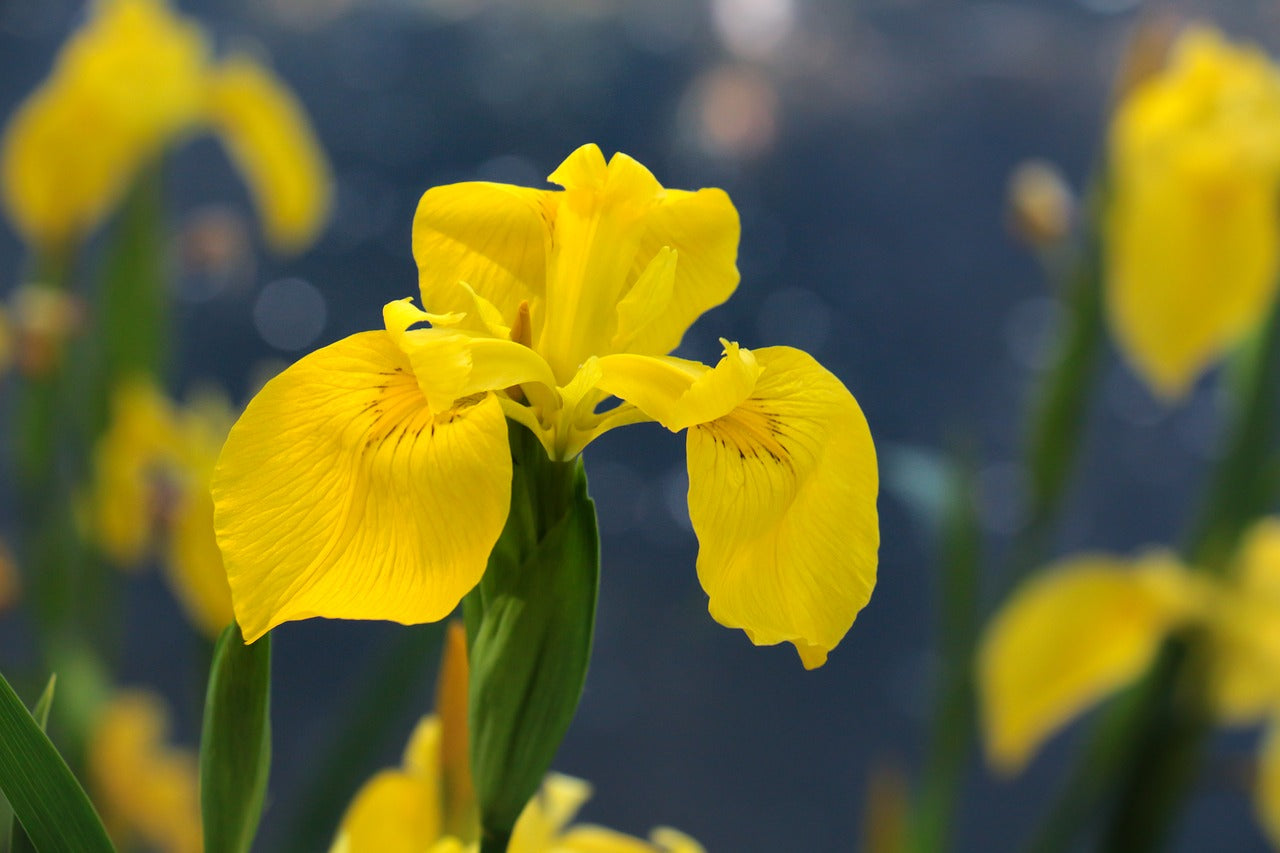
[89,379,234,637]
[334,624,703,853]
[213,143,880,668]
[87,690,202,853]
[1106,25,1280,399]
[1,0,330,253]
[978,518,1280,843]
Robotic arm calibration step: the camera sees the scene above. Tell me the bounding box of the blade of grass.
[0,670,113,853]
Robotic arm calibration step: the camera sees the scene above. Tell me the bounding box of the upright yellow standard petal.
[413,181,555,329]
[683,346,878,669]
[1107,26,1280,399]
[206,55,332,253]
[977,554,1200,774]
[537,144,740,378]
[212,331,512,642]
[623,185,739,358]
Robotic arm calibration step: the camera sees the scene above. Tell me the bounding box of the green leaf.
[465,425,600,853]
[6,675,58,853]
[0,670,113,853]
[201,622,272,853]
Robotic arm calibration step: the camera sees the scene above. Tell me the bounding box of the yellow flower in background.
[88,690,202,853]
[89,379,234,636]
[333,624,703,853]
[977,519,1280,844]
[1106,26,1280,400]
[214,143,880,668]
[1,0,330,253]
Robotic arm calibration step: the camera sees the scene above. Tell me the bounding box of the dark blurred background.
[2,0,1278,849]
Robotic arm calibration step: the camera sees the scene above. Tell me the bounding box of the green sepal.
[0,670,113,853]
[200,622,272,853]
[465,424,600,852]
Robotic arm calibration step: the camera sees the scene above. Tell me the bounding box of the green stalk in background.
[903,176,1109,853]
[464,424,599,853]
[1028,303,1280,853]
[1007,180,1108,586]
[907,451,982,852]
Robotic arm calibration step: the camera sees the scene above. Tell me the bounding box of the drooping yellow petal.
[212,331,512,642]
[1106,26,1280,399]
[978,554,1201,774]
[1257,718,1280,847]
[1,82,138,249]
[413,180,555,329]
[594,342,761,433]
[683,346,878,669]
[206,55,332,253]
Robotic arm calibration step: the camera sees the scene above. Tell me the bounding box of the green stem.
[464,424,599,852]
[1097,306,1280,851]
[1006,182,1107,587]
[1030,304,1280,853]
[908,452,981,852]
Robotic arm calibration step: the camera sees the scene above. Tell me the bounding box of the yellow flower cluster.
[87,690,202,853]
[88,379,234,637]
[1,0,330,253]
[979,518,1280,842]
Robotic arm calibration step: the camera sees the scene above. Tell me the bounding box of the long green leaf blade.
[201,622,272,853]
[0,670,113,853]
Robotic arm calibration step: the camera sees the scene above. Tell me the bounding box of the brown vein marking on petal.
[697,400,794,470]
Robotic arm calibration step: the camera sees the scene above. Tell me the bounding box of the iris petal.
[206,55,331,253]
[684,346,878,669]
[977,554,1199,774]
[412,181,555,329]
[212,332,511,642]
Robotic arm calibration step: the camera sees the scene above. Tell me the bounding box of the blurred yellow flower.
[0,538,20,613]
[1,0,330,253]
[978,519,1280,844]
[333,624,703,853]
[3,283,84,378]
[1107,26,1280,399]
[89,378,234,636]
[87,690,202,853]
[0,304,11,378]
[214,143,879,668]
